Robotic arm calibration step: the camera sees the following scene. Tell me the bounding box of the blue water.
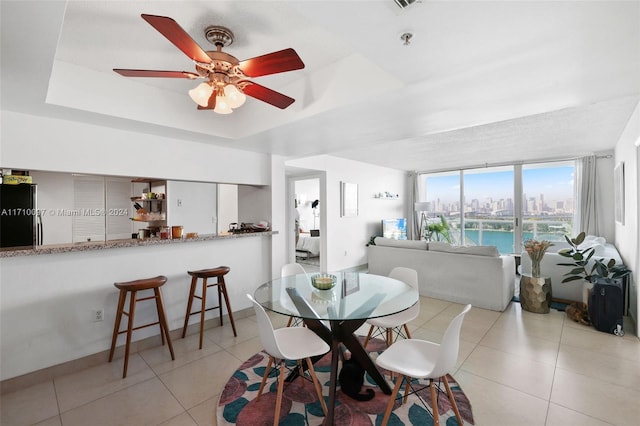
[464,230,565,254]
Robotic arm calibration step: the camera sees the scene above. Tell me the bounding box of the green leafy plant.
[424,215,453,243]
[557,232,631,283]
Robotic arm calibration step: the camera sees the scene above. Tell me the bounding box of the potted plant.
[424,215,453,243]
[557,231,631,303]
[520,239,554,313]
[557,232,630,283]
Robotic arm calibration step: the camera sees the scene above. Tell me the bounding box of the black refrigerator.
[0,183,42,248]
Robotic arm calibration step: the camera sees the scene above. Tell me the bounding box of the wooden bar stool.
[108,275,175,378]
[181,266,237,349]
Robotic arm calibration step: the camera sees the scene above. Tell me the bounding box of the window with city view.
[417,161,575,254]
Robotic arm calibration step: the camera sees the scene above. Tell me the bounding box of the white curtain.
[576,155,599,236]
[407,172,418,239]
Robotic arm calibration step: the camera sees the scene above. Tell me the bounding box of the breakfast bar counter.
[0,231,276,258]
[1,230,277,382]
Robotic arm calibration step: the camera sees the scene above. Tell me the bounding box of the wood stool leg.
[122,290,137,378]
[199,278,207,349]
[219,278,237,337]
[181,276,198,338]
[109,289,126,362]
[217,282,224,326]
[154,288,175,360]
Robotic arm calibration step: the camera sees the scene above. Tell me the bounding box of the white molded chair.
[280,263,307,327]
[247,294,329,425]
[363,267,420,348]
[375,304,472,426]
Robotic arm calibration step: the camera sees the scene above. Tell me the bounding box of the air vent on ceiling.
[394,0,418,9]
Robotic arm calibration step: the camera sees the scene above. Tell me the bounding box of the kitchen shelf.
[130,197,166,202]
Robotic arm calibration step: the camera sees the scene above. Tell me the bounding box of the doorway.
[293,177,321,273]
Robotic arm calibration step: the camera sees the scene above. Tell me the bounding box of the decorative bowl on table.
[311,274,337,290]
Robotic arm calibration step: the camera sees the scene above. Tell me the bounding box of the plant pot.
[520,274,552,314]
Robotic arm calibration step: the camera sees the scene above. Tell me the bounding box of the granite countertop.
[0,231,277,258]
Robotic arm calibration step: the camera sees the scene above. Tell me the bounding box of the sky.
[423,165,575,204]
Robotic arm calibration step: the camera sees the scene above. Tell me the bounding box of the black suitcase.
[589,278,625,336]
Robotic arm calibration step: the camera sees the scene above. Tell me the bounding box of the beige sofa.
[367,237,515,311]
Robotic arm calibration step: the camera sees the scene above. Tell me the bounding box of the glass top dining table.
[253,271,418,322]
[253,271,418,425]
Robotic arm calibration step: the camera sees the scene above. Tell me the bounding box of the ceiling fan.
[114,14,305,114]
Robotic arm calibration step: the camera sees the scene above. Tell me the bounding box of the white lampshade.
[224,84,246,109]
[213,94,233,114]
[188,82,214,107]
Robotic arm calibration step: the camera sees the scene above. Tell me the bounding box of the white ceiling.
[2,1,639,172]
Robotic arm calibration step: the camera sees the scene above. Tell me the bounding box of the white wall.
[614,100,640,334]
[286,155,407,272]
[0,111,270,186]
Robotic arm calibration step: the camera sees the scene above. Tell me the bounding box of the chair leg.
[181,276,198,338]
[403,323,412,339]
[297,360,305,388]
[306,357,328,416]
[274,360,286,426]
[403,377,411,404]
[443,375,463,425]
[286,316,294,327]
[257,356,274,400]
[430,378,440,426]
[363,325,375,348]
[109,289,126,362]
[381,374,404,426]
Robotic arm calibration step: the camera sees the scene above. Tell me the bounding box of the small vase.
[531,260,541,278]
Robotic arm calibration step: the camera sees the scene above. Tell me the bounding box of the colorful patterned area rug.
[217,338,474,425]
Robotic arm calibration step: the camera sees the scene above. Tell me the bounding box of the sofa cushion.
[429,242,500,257]
[374,237,427,250]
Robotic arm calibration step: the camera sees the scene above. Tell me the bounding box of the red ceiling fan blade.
[197,92,217,110]
[238,48,304,78]
[113,69,200,79]
[242,82,295,109]
[141,14,212,64]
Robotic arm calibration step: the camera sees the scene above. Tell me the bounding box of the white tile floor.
[2,272,640,426]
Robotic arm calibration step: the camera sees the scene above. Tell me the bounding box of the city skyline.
[420,164,575,216]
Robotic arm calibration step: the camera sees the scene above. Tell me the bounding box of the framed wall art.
[340,181,358,217]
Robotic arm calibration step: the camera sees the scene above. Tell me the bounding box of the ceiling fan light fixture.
[213,93,233,114]
[189,82,214,107]
[224,84,246,109]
